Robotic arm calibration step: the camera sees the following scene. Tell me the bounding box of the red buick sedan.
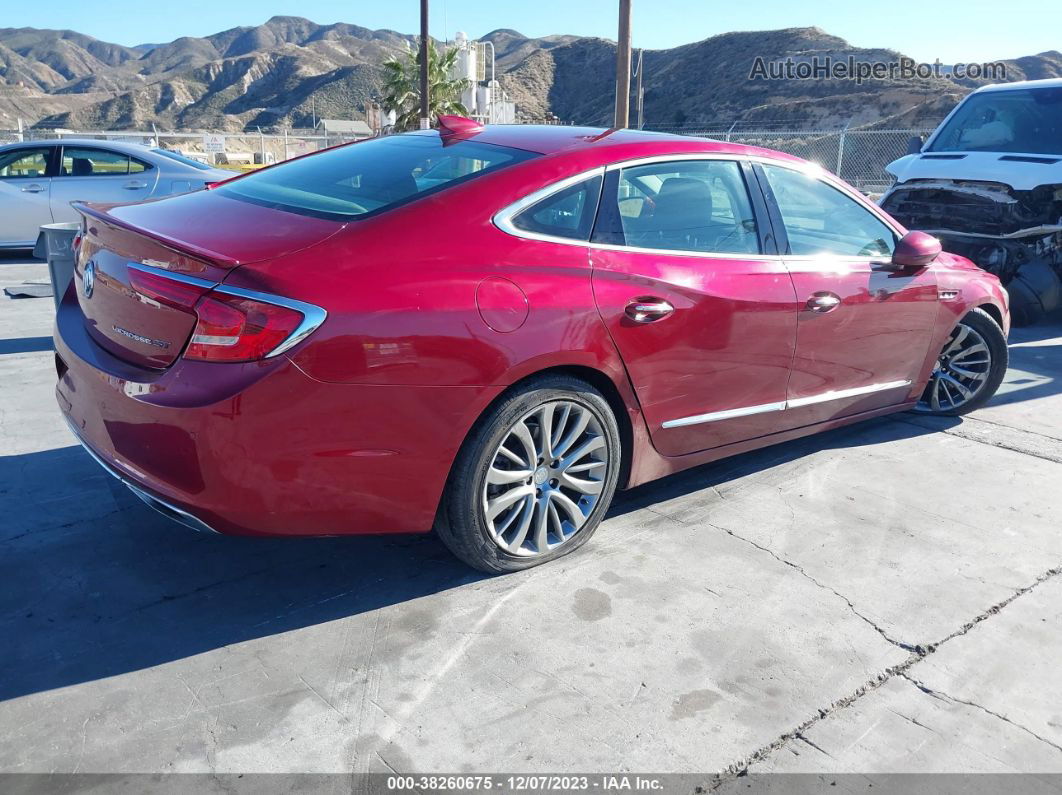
[55,120,1010,572]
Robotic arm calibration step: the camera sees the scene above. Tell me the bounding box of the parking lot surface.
[3,253,1062,780]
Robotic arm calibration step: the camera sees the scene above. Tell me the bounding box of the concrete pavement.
[3,252,1062,781]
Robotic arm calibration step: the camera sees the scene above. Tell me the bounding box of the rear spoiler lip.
[72,201,243,268]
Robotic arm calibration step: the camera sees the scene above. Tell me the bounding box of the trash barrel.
[33,222,81,310]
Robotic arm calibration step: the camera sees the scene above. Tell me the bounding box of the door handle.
[21,184,45,193]
[804,292,842,314]
[624,297,674,323]
[123,180,148,190]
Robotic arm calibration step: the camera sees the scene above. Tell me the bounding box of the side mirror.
[892,231,942,271]
[906,135,924,155]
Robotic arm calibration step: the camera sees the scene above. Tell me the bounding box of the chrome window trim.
[126,262,327,358]
[493,166,606,246]
[493,150,904,258]
[661,380,912,429]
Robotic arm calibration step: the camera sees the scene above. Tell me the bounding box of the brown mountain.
[0,17,1057,133]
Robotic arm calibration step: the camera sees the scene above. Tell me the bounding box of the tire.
[436,374,623,573]
[912,308,1008,416]
[1006,261,1061,327]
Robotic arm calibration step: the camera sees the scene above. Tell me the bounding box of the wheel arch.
[441,362,640,519]
[975,301,1004,329]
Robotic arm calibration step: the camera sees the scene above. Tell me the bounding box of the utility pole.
[614,0,632,129]
[419,0,431,129]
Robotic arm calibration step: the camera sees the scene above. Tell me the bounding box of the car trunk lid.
[72,195,341,369]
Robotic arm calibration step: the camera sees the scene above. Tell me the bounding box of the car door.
[755,163,939,426]
[590,157,799,457]
[0,146,56,246]
[50,146,157,223]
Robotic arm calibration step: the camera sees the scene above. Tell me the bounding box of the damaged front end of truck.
[881,176,1062,324]
[880,81,1062,325]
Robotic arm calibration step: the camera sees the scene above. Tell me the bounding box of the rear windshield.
[928,87,1062,155]
[152,148,214,170]
[214,134,537,221]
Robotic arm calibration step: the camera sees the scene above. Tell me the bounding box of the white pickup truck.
[881,78,1062,325]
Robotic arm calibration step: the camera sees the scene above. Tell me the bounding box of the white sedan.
[0,138,233,248]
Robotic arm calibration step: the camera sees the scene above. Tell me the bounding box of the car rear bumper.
[54,287,502,537]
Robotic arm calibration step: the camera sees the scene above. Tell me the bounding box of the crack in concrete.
[902,673,1062,755]
[706,562,1062,788]
[704,520,920,654]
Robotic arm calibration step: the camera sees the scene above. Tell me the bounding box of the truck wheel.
[1007,261,1061,327]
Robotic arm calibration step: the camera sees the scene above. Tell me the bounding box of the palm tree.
[382,39,471,132]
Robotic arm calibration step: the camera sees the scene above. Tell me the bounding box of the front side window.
[762,165,896,257]
[511,175,602,241]
[596,160,760,255]
[215,135,537,221]
[0,148,50,179]
[60,147,148,177]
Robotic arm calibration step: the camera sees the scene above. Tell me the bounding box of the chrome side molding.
[662,401,786,429]
[662,380,912,429]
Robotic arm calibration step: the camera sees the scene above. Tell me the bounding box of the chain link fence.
[2,124,935,190]
[0,128,368,170]
[651,124,937,194]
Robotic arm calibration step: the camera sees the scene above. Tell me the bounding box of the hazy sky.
[8,0,1060,63]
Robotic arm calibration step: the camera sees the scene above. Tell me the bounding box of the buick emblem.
[83,260,96,299]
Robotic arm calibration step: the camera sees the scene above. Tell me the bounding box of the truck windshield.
[214,134,537,221]
[928,87,1062,155]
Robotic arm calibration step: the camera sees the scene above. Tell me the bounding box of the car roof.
[414,125,806,166]
[973,77,1062,94]
[0,137,153,154]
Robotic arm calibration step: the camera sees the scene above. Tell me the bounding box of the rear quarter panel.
[223,162,631,389]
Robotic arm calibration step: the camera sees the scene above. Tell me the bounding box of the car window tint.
[129,158,148,174]
[762,165,896,257]
[61,147,136,177]
[511,175,602,241]
[0,149,50,179]
[606,160,760,255]
[215,135,537,221]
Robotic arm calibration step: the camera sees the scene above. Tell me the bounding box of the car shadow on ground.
[4,415,944,704]
[4,304,1058,704]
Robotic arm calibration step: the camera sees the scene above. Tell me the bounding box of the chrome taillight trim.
[210,283,328,358]
[125,262,327,359]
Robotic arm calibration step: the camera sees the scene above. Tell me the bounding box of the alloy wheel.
[482,400,610,557]
[915,321,993,413]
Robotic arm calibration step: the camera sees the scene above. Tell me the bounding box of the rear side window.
[594,159,761,255]
[0,148,50,178]
[511,175,602,241]
[60,147,149,176]
[152,148,213,170]
[215,135,537,221]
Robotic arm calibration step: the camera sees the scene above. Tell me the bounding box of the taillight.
[128,267,209,311]
[185,293,304,362]
[126,264,325,363]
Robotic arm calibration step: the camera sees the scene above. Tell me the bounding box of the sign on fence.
[202,134,226,154]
